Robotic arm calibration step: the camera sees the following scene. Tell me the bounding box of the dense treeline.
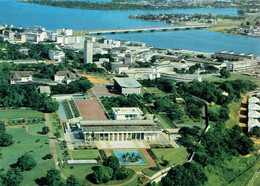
[21,0,157,10]
[0,84,58,113]
[51,77,93,94]
[161,79,256,186]
[0,41,55,60]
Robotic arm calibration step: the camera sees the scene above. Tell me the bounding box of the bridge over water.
[86,25,209,35]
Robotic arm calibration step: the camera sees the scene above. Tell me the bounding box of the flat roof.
[114,77,142,88]
[112,107,143,115]
[80,119,155,126]
[81,125,160,132]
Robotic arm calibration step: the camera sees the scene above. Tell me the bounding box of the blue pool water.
[114,150,146,165]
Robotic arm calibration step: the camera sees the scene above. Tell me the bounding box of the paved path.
[45,114,67,180]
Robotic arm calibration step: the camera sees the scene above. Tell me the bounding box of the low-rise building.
[111,63,129,74]
[225,60,259,72]
[114,77,142,95]
[214,51,254,61]
[54,71,77,84]
[37,86,51,96]
[10,72,32,84]
[49,50,65,63]
[112,107,143,120]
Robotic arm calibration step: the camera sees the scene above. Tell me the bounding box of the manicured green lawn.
[152,147,188,166]
[71,150,100,160]
[0,126,54,185]
[0,109,44,120]
[143,147,188,177]
[61,163,101,185]
[28,123,46,135]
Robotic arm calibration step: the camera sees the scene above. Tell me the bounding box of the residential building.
[112,107,143,120]
[54,71,77,84]
[114,77,142,95]
[10,72,32,84]
[48,50,65,63]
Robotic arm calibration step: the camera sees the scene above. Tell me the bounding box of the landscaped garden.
[0,125,55,185]
[0,109,44,120]
[142,147,188,177]
[61,99,81,120]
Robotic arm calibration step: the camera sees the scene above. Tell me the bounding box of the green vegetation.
[19,0,172,10]
[51,77,93,94]
[143,147,188,177]
[130,13,245,24]
[152,148,188,166]
[0,126,55,185]
[71,150,100,160]
[69,100,80,117]
[220,68,231,78]
[0,41,55,60]
[0,84,59,113]
[93,155,135,184]
[49,113,63,139]
[0,109,44,120]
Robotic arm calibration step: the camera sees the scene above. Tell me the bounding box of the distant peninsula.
[17,0,244,11]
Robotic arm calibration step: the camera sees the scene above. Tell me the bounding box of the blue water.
[0,0,259,54]
[114,150,146,165]
[58,102,67,120]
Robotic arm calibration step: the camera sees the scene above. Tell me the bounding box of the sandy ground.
[80,73,113,84]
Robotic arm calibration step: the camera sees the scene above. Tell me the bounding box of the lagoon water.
[0,0,259,54]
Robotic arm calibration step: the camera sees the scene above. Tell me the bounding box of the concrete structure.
[111,63,129,74]
[84,37,93,63]
[54,71,77,84]
[48,50,65,63]
[86,25,209,35]
[124,53,135,64]
[114,77,142,95]
[10,72,32,84]
[56,35,84,45]
[112,107,143,120]
[214,51,254,61]
[225,60,259,72]
[57,28,73,36]
[37,86,51,96]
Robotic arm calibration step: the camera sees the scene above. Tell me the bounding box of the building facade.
[114,77,142,95]
[84,37,93,63]
[112,107,143,120]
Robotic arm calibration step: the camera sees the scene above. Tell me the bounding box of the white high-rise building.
[84,37,93,63]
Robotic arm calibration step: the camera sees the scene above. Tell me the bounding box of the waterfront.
[0,0,259,54]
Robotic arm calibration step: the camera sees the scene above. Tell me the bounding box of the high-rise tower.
[84,37,93,63]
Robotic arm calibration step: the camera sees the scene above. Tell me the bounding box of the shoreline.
[17,0,252,11]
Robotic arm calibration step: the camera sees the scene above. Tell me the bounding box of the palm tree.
[122,154,126,161]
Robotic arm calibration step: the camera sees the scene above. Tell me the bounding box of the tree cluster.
[0,84,59,113]
[93,155,133,184]
[0,121,13,147]
[140,78,176,93]
[51,77,93,94]
[0,41,55,60]
[161,162,207,186]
